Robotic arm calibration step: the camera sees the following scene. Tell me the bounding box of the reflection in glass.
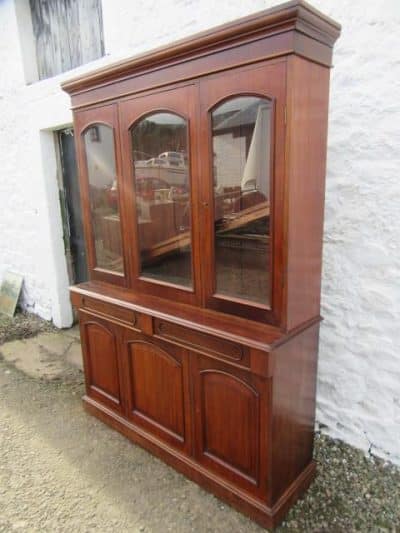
[131,113,192,287]
[84,124,124,273]
[211,96,271,305]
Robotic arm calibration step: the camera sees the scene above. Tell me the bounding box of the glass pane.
[84,124,124,273]
[131,113,192,287]
[211,96,272,305]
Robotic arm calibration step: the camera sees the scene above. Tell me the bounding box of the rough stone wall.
[0,0,399,464]
[314,0,400,466]
[0,1,55,320]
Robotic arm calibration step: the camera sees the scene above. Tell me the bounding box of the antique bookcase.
[62,1,340,528]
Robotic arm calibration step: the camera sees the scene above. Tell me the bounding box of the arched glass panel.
[83,124,124,273]
[131,112,192,287]
[211,96,272,305]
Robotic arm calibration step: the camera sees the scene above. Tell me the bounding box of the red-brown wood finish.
[74,105,130,287]
[64,1,340,529]
[121,330,192,454]
[118,84,202,306]
[62,1,340,109]
[285,56,331,330]
[270,323,320,503]
[153,318,250,366]
[79,310,124,412]
[198,61,286,324]
[191,354,270,499]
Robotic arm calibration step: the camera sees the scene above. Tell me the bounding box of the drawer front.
[153,318,249,366]
[80,295,138,328]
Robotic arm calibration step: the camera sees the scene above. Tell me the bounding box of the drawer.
[80,295,138,328]
[153,318,249,366]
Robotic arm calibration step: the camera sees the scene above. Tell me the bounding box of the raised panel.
[81,317,122,410]
[65,2,340,526]
[153,318,248,365]
[200,370,259,482]
[125,337,186,446]
[192,355,267,495]
[81,295,138,328]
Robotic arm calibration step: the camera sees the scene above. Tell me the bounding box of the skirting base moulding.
[62,1,341,528]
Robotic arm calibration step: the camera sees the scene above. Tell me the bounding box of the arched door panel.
[122,331,192,452]
[192,354,269,497]
[118,85,202,305]
[199,62,286,324]
[74,104,128,286]
[79,311,123,411]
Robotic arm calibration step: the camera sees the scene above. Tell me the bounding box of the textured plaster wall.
[0,0,399,463]
[314,0,400,465]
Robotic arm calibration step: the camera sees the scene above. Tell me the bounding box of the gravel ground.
[0,313,399,532]
[0,310,57,344]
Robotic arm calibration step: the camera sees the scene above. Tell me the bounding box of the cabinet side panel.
[285,57,331,330]
[270,323,319,503]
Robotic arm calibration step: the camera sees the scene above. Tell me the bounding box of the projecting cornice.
[62,0,341,106]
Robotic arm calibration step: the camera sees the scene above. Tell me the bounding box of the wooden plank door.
[58,127,88,284]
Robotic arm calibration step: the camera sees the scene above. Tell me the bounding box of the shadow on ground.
[0,312,399,532]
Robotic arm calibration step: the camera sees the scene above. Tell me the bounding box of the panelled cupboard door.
[79,311,125,412]
[74,104,129,287]
[191,354,269,498]
[118,85,201,306]
[198,60,287,324]
[121,329,192,454]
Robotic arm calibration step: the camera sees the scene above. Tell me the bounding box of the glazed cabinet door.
[191,354,269,498]
[198,61,286,324]
[79,310,125,413]
[74,104,129,286]
[121,329,192,454]
[118,84,201,305]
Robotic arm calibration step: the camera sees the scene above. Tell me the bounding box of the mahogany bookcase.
[62,1,340,528]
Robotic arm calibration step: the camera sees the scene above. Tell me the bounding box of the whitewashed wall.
[0,0,399,464]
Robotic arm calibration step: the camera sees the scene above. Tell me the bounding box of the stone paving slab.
[0,314,399,531]
[62,324,81,341]
[65,340,84,371]
[0,330,83,379]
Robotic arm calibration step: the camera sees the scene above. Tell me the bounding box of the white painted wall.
[0,0,399,464]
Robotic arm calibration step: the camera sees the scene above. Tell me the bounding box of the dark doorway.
[58,128,88,284]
